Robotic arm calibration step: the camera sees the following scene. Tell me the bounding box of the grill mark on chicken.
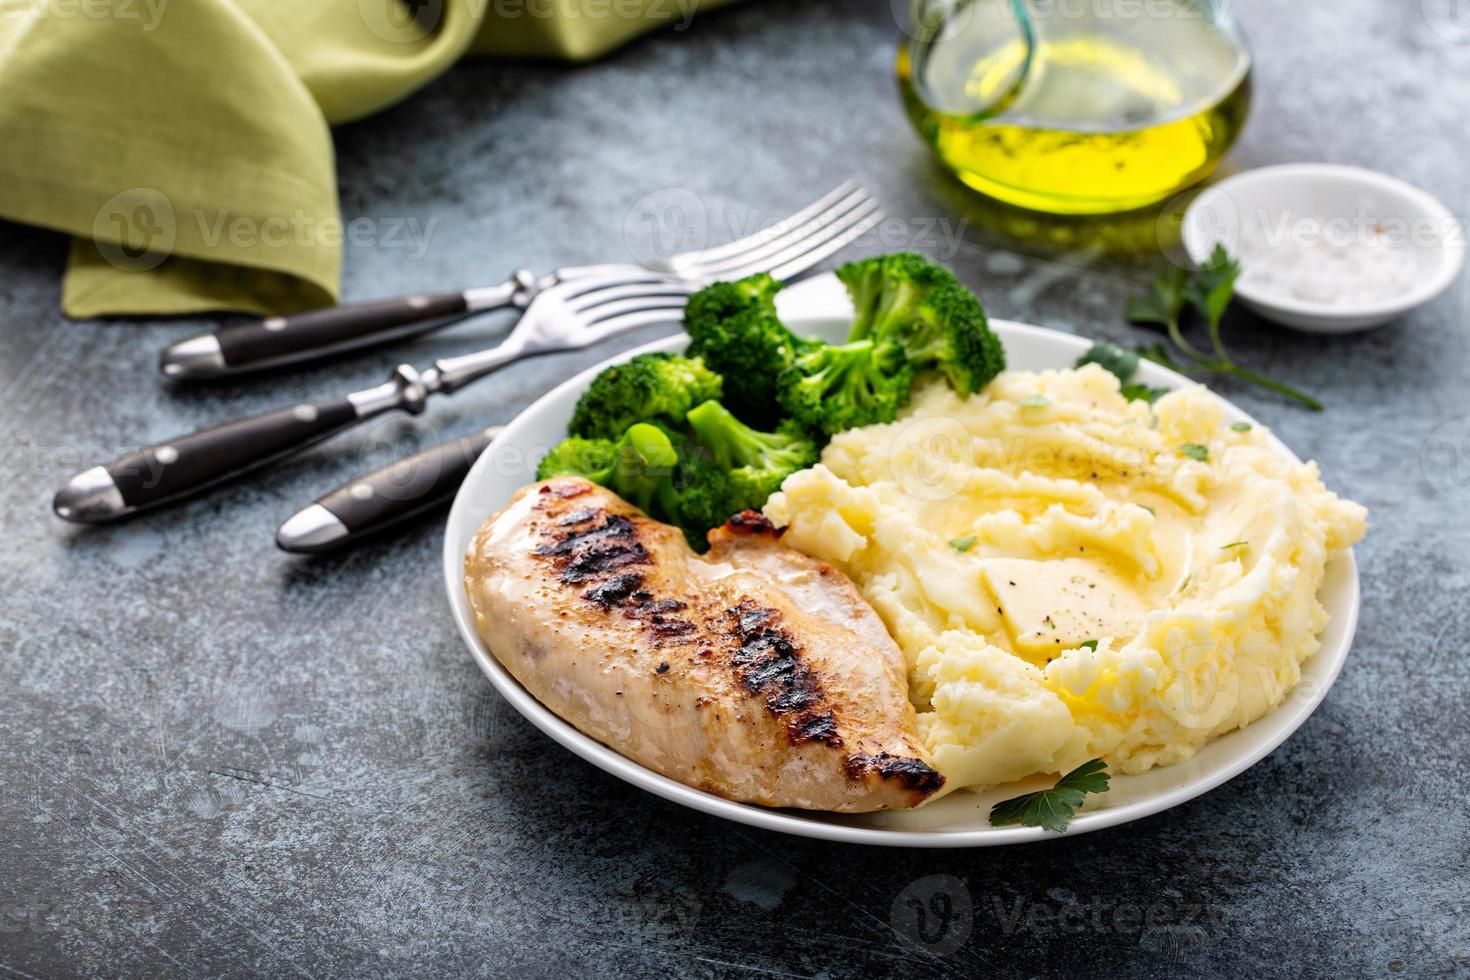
[845,752,945,794]
[727,601,841,747]
[647,616,696,639]
[541,481,592,499]
[584,573,644,608]
[723,509,781,537]
[538,507,700,641]
[578,573,697,639]
[533,511,649,584]
[633,595,686,615]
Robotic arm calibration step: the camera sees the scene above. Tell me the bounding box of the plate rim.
[442,274,1360,848]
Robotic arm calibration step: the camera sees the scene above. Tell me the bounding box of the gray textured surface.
[2,1,1468,976]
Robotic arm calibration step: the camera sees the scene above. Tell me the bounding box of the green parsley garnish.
[1178,443,1210,462]
[989,759,1111,833]
[1119,382,1169,404]
[1220,540,1248,550]
[1075,341,1169,405]
[1127,246,1322,411]
[1231,421,1252,432]
[1021,394,1050,408]
[1076,341,1139,380]
[1078,640,1099,651]
[949,535,977,553]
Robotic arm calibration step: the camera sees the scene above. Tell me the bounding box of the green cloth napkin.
[0,0,727,319]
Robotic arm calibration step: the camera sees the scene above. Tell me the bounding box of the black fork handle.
[160,292,472,378]
[276,427,503,553]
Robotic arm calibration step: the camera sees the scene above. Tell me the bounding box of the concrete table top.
[1,0,1465,975]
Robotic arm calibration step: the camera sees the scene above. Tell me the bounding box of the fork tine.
[580,295,691,323]
[679,187,875,280]
[669,181,860,270]
[715,198,884,282]
[569,281,696,313]
[767,207,887,282]
[549,271,684,302]
[579,309,686,346]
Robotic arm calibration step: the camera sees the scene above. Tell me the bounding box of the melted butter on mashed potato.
[763,365,1367,792]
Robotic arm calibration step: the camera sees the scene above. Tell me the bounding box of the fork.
[159,182,884,379]
[53,273,698,523]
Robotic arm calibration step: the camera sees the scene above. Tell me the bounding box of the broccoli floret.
[837,252,1005,396]
[683,272,781,324]
[537,424,682,522]
[675,462,743,549]
[603,423,683,519]
[776,339,914,436]
[685,275,810,428]
[569,352,723,441]
[686,400,817,474]
[680,400,818,529]
[842,252,951,339]
[535,436,617,482]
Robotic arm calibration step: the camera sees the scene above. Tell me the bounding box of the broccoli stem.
[609,423,679,514]
[686,400,767,470]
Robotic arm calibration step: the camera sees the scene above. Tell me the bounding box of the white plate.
[443,274,1360,847]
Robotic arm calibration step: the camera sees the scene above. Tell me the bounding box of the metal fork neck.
[432,330,553,393]
[346,365,433,417]
[464,268,543,312]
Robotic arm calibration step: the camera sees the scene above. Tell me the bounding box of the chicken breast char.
[463,477,944,811]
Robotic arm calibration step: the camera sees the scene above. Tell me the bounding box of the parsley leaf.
[949,535,977,553]
[1220,540,1248,550]
[1078,639,1099,651]
[1185,244,1243,343]
[1177,443,1209,461]
[1120,382,1169,404]
[1125,266,1189,330]
[989,759,1111,833]
[1076,341,1140,382]
[1231,421,1252,432]
[1123,251,1322,411]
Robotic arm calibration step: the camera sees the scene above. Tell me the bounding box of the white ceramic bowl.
[443,274,1360,847]
[1183,163,1464,333]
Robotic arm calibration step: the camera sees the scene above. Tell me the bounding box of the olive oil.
[899,1,1251,214]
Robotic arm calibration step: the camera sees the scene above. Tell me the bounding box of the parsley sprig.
[1128,246,1322,411]
[989,758,1111,833]
[1075,341,1168,404]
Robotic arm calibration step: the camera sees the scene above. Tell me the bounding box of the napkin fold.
[0,0,725,318]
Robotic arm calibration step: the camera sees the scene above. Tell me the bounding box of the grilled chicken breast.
[463,477,944,811]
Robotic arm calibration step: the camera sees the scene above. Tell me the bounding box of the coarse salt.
[1237,220,1420,306]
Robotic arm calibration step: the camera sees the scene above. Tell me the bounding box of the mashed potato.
[764,365,1367,792]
